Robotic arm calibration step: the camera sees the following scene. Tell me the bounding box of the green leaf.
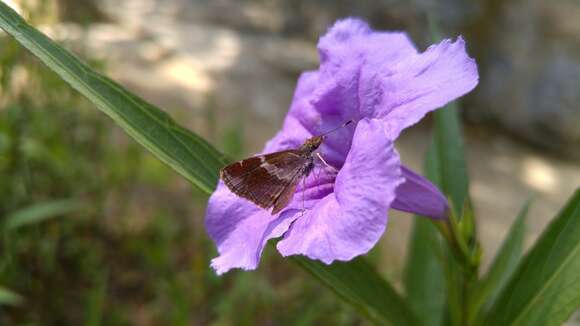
[85,272,107,326]
[294,257,420,326]
[471,199,530,322]
[0,5,420,325]
[485,189,580,326]
[427,102,470,216]
[402,101,466,326]
[423,101,476,326]
[404,218,445,326]
[0,1,226,194]
[0,286,22,306]
[409,19,477,326]
[4,199,83,230]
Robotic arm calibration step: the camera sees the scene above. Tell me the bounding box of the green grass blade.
[294,257,421,326]
[485,189,580,326]
[4,199,83,230]
[420,101,473,325]
[471,199,530,322]
[404,218,445,326]
[85,273,107,326]
[402,102,466,326]
[428,102,470,216]
[0,1,226,194]
[0,286,22,306]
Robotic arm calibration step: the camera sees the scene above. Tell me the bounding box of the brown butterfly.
[220,121,352,215]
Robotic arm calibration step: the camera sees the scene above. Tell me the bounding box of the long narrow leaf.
[295,257,420,325]
[471,199,530,322]
[404,218,445,326]
[424,101,473,325]
[485,189,580,326]
[0,4,419,324]
[4,199,83,230]
[403,99,468,325]
[428,102,470,216]
[0,1,226,193]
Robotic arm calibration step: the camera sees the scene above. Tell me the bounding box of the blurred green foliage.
[0,22,364,326]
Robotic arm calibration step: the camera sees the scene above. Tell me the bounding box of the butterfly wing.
[220,150,306,213]
[271,179,300,215]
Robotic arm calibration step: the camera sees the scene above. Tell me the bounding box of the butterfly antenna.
[320,120,354,137]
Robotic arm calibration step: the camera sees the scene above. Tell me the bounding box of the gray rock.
[467,0,580,158]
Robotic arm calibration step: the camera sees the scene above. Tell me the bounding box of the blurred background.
[1,0,579,324]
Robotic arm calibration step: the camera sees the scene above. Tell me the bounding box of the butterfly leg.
[314,159,328,200]
[315,152,337,173]
[300,176,306,217]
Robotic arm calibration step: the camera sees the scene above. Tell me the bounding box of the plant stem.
[432,217,481,325]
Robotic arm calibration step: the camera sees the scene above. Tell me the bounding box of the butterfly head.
[300,135,324,154]
[298,120,354,155]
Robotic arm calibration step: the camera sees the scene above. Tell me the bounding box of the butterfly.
[220,121,352,215]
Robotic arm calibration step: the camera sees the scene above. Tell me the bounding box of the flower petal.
[313,18,418,128]
[275,19,420,167]
[391,166,449,219]
[274,70,358,168]
[317,18,418,76]
[373,36,479,138]
[205,182,300,274]
[266,72,319,152]
[276,118,404,263]
[283,165,338,212]
[266,71,356,167]
[311,18,478,140]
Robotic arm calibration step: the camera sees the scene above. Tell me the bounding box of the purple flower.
[206,18,478,274]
